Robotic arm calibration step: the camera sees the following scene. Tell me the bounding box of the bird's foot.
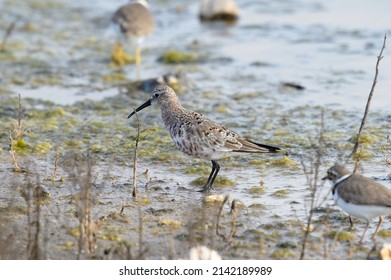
[197,184,214,193]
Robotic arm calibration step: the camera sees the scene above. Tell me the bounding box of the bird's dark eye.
[327,170,337,179]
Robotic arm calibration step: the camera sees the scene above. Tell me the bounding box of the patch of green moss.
[350,133,378,144]
[29,76,61,88]
[277,241,297,249]
[90,144,108,153]
[100,233,121,241]
[377,229,391,238]
[270,156,299,168]
[271,189,290,198]
[139,197,151,205]
[158,218,183,229]
[102,72,128,84]
[11,75,26,85]
[0,206,28,216]
[266,232,281,241]
[215,105,228,114]
[190,176,236,187]
[184,164,210,175]
[271,249,295,259]
[353,150,373,160]
[65,139,83,148]
[12,138,30,153]
[151,151,183,162]
[161,50,199,64]
[249,159,267,166]
[273,130,292,137]
[69,227,80,237]
[243,229,264,237]
[247,186,265,194]
[248,203,268,210]
[27,0,65,10]
[233,92,258,101]
[327,231,354,242]
[214,176,236,187]
[33,141,52,154]
[63,241,75,248]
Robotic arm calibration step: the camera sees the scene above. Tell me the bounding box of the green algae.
[160,50,200,64]
[33,141,52,154]
[271,249,295,259]
[270,156,299,168]
[69,227,80,238]
[139,197,151,205]
[12,138,29,152]
[353,150,374,160]
[26,0,65,10]
[184,163,210,175]
[247,186,265,194]
[327,231,354,242]
[0,0,390,261]
[277,241,297,249]
[349,133,379,145]
[89,144,108,153]
[29,76,61,88]
[189,176,236,187]
[63,241,75,248]
[377,230,391,238]
[158,218,183,229]
[0,206,28,216]
[102,72,128,84]
[271,189,290,198]
[248,203,268,210]
[249,156,299,169]
[100,233,121,242]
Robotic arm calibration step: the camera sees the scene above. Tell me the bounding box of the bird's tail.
[234,138,287,155]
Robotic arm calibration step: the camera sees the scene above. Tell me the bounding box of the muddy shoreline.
[1,0,391,259]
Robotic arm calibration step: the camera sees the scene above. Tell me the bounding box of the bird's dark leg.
[199,160,220,192]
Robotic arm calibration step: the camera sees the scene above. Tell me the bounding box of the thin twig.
[216,194,230,238]
[349,34,387,168]
[137,203,145,259]
[52,152,61,182]
[300,109,325,260]
[119,198,125,215]
[9,132,22,172]
[1,19,18,52]
[17,94,24,141]
[132,111,142,198]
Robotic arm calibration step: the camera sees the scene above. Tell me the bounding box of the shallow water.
[0,0,391,260]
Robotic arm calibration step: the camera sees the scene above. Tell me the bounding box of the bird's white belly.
[333,191,391,220]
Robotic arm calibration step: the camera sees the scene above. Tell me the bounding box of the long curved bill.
[127,99,152,118]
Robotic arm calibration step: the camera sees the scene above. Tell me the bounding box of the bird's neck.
[332,173,352,195]
[160,99,185,125]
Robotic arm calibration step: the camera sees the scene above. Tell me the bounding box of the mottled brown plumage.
[128,85,283,192]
